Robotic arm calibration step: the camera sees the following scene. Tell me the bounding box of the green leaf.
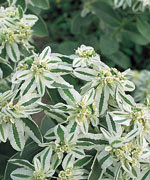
[21,118,43,144]
[16,0,27,10]
[90,1,120,27]
[141,170,150,180]
[137,18,150,42]
[9,121,25,151]
[108,51,131,69]
[4,142,41,180]
[74,156,92,167]
[32,15,48,37]
[121,30,149,45]
[56,125,65,142]
[30,0,50,9]
[40,116,56,136]
[18,5,23,19]
[100,35,119,56]
[9,159,34,170]
[6,43,20,62]
[59,41,79,55]
[0,62,13,78]
[88,156,103,180]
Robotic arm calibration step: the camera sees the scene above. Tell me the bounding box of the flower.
[72,45,100,68]
[57,88,99,134]
[74,61,135,115]
[12,46,73,96]
[10,147,56,180]
[0,5,38,62]
[57,153,88,180]
[41,123,85,159]
[0,90,42,151]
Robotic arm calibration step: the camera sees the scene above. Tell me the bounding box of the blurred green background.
[28,0,150,71]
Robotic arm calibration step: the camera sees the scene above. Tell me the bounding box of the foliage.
[0,0,150,180]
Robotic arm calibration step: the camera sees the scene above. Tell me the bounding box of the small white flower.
[73,45,100,68]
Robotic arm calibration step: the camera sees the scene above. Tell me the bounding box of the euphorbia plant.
[1,1,150,180]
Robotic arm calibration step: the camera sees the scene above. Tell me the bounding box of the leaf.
[58,88,81,106]
[56,125,65,142]
[62,153,74,170]
[0,123,8,142]
[137,18,150,42]
[40,116,56,136]
[30,0,50,9]
[32,15,48,37]
[90,1,120,27]
[8,120,25,151]
[74,68,96,81]
[9,159,34,171]
[40,147,52,171]
[121,30,149,45]
[100,35,119,56]
[16,0,27,10]
[21,118,43,144]
[88,155,103,180]
[6,43,20,62]
[74,156,92,167]
[97,150,113,170]
[58,41,79,55]
[10,168,32,180]
[4,142,41,180]
[0,62,13,78]
[18,5,23,19]
[108,51,131,69]
[95,86,109,115]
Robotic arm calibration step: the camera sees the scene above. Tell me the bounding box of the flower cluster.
[7,43,150,179]
[0,4,37,62]
[114,0,150,11]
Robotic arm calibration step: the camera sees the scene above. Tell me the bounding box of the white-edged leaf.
[20,78,36,96]
[100,127,111,140]
[22,118,43,144]
[123,80,135,92]
[97,150,113,170]
[62,153,75,170]
[109,111,131,126]
[9,159,34,171]
[40,46,51,60]
[0,123,8,142]
[40,147,52,171]
[58,88,81,106]
[74,68,96,81]
[106,113,122,136]
[95,86,109,115]
[55,124,65,142]
[8,120,25,151]
[6,42,20,62]
[74,156,92,167]
[11,168,33,180]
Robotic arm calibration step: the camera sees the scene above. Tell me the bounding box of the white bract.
[10,147,56,180]
[74,61,135,115]
[73,45,100,67]
[0,5,38,62]
[12,46,73,96]
[114,0,150,11]
[0,90,42,151]
[57,153,88,180]
[1,43,150,180]
[41,124,85,159]
[58,88,99,134]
